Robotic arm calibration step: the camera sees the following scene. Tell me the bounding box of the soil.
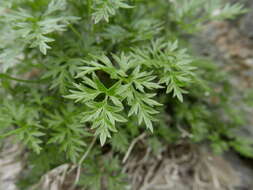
[126,3,253,189]
[190,8,253,190]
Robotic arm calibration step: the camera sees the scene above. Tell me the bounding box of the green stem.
[69,23,82,40]
[0,73,47,83]
[0,127,24,138]
[87,0,92,16]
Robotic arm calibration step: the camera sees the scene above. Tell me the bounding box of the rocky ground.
[190,6,253,190]
[0,138,24,190]
[125,9,253,189]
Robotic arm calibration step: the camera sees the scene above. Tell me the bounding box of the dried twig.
[122,133,146,164]
[78,136,97,166]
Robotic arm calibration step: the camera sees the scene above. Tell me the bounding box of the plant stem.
[78,135,97,165]
[0,73,47,83]
[69,23,83,40]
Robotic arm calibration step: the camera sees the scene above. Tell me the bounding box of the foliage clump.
[0,0,251,189]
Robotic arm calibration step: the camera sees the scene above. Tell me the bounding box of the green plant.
[0,0,251,189]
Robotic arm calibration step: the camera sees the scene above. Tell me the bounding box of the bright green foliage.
[45,104,91,162]
[0,0,251,189]
[42,57,82,93]
[230,137,253,157]
[65,41,196,144]
[132,40,195,101]
[0,100,44,154]
[92,0,132,24]
[210,2,248,20]
[1,0,78,55]
[65,52,165,144]
[170,0,248,32]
